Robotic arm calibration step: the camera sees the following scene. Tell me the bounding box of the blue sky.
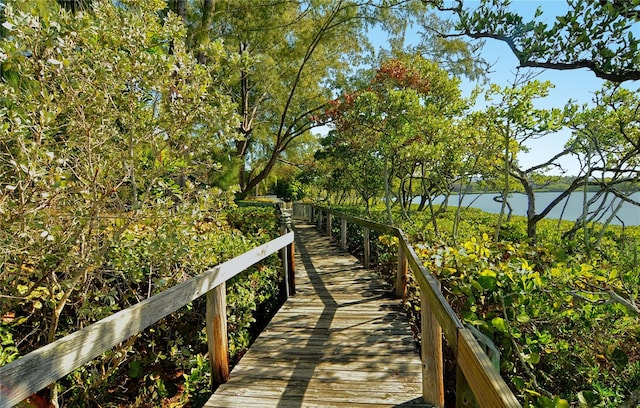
[448,1,608,176]
[370,1,640,176]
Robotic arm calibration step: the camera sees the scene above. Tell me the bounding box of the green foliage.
[273,178,308,202]
[0,324,19,366]
[318,55,469,220]
[0,1,286,405]
[49,203,281,407]
[227,261,281,359]
[200,0,406,197]
[438,0,640,82]
[226,206,280,240]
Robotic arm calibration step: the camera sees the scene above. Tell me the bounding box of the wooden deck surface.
[205,222,430,408]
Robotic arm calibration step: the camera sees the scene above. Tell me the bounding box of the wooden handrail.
[301,204,521,408]
[0,232,295,408]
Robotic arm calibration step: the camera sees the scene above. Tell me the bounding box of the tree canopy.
[426,0,640,82]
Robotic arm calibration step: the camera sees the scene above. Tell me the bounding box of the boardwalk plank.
[205,223,430,407]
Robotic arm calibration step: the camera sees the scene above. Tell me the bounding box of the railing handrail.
[0,232,295,408]
[301,203,520,408]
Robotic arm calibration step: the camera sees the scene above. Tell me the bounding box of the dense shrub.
[1,199,283,406]
[226,205,281,240]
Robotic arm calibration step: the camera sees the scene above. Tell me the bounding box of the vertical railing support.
[280,213,294,298]
[421,283,445,407]
[206,283,229,390]
[340,218,347,250]
[326,212,332,236]
[287,241,296,296]
[363,227,370,269]
[396,243,408,301]
[310,205,315,223]
[281,244,290,299]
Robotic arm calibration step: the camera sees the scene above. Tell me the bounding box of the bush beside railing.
[0,232,295,407]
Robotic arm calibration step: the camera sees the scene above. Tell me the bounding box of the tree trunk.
[495,130,511,242]
[383,157,393,225]
[196,0,216,64]
[57,0,91,12]
[427,195,439,237]
[170,0,187,19]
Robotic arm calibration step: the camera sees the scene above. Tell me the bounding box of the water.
[424,192,640,226]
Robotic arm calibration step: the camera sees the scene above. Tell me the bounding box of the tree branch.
[460,29,640,82]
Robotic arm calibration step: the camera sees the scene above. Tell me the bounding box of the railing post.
[206,283,229,390]
[396,243,408,301]
[287,241,296,296]
[421,283,444,407]
[363,227,370,269]
[326,212,332,236]
[309,205,314,223]
[280,213,294,298]
[281,244,290,299]
[340,218,347,250]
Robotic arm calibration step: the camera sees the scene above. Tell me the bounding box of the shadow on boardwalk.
[205,223,430,408]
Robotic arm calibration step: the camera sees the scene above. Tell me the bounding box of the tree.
[183,0,426,199]
[425,0,640,82]
[0,0,237,404]
[320,55,467,225]
[563,83,640,244]
[449,110,503,240]
[476,76,639,243]
[314,130,385,212]
[478,72,566,241]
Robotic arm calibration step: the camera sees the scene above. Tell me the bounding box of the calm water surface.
[430,192,640,226]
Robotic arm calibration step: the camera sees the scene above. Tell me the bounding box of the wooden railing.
[294,203,521,408]
[0,231,295,408]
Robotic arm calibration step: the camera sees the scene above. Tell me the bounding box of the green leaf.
[128,360,143,379]
[477,269,497,290]
[578,390,601,406]
[491,317,508,333]
[610,347,628,370]
[526,352,540,365]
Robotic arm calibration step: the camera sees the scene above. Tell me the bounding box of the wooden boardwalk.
[205,223,430,408]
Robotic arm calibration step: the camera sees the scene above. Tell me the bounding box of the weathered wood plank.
[287,242,296,296]
[319,206,399,236]
[397,244,408,301]
[421,286,445,408]
[0,232,293,407]
[307,205,521,407]
[206,394,429,408]
[212,380,422,400]
[281,244,290,298]
[206,223,426,407]
[234,355,423,372]
[207,283,229,389]
[214,383,422,403]
[228,365,422,382]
